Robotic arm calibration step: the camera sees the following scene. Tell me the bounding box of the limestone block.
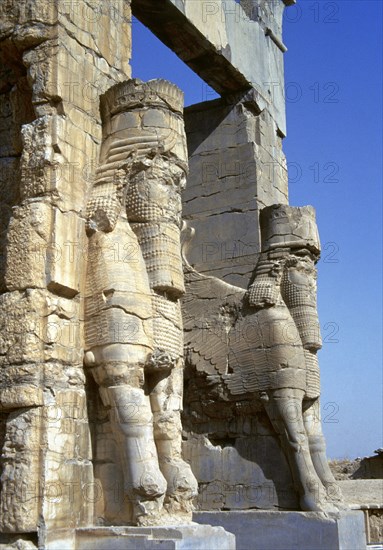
[0,156,21,291]
[50,110,99,211]
[40,524,236,550]
[19,9,130,111]
[0,388,94,533]
[194,510,367,550]
[133,0,288,132]
[94,463,131,525]
[90,408,133,524]
[43,293,84,365]
[183,434,296,510]
[194,257,259,288]
[183,99,288,288]
[58,0,131,77]
[19,115,60,199]
[255,144,288,206]
[185,102,252,156]
[0,82,35,158]
[183,211,259,288]
[22,40,60,108]
[369,510,383,544]
[337,479,383,508]
[0,361,85,411]
[185,144,259,214]
[0,290,47,364]
[5,201,51,289]
[5,200,85,298]
[0,407,42,532]
[0,382,44,410]
[0,290,83,377]
[183,1,229,51]
[47,208,85,298]
[0,0,57,46]
[42,389,93,529]
[55,34,107,118]
[0,157,20,209]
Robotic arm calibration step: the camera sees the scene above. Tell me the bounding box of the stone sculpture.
[84,78,197,525]
[1,1,367,547]
[182,204,344,513]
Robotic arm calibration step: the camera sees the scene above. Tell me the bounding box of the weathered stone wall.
[133,0,292,134]
[183,95,288,288]
[0,0,131,535]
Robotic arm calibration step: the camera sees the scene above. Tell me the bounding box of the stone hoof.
[299,480,331,513]
[300,492,324,512]
[132,465,167,499]
[160,459,198,499]
[324,481,347,503]
[300,493,339,515]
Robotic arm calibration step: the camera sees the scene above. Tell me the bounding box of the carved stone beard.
[281,252,322,353]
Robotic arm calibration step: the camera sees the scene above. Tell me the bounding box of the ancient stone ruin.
[0,1,369,548]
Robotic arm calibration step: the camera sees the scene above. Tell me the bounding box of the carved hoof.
[299,477,330,513]
[324,481,346,504]
[161,459,198,500]
[300,493,339,514]
[132,466,167,499]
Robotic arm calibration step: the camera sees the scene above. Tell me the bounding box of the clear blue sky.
[131,0,382,459]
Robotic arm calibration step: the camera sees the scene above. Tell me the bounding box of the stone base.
[194,510,367,550]
[41,523,236,550]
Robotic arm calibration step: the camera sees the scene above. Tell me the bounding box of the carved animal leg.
[148,365,198,517]
[91,362,167,525]
[303,398,345,506]
[263,388,335,512]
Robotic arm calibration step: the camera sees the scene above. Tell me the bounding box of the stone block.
[41,524,236,550]
[0,407,42,532]
[183,434,297,511]
[338,479,383,508]
[0,290,83,369]
[5,202,52,291]
[46,208,85,298]
[182,211,260,288]
[194,510,367,550]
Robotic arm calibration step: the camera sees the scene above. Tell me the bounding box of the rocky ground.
[329,449,383,480]
[329,457,364,480]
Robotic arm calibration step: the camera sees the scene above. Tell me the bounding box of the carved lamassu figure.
[183,205,345,512]
[84,79,197,525]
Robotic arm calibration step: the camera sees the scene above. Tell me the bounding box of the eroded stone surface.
[0,0,132,536]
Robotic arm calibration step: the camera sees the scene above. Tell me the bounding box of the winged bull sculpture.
[182,204,346,513]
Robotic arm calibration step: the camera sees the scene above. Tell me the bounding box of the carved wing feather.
[182,264,245,376]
